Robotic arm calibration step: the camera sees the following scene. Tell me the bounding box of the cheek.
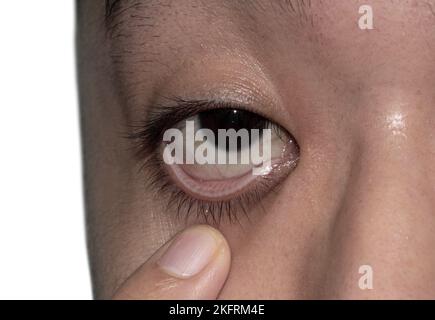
[215,199,324,298]
[214,146,345,298]
[215,214,298,299]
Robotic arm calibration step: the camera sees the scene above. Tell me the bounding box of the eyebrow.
[104,0,314,26]
[105,0,121,18]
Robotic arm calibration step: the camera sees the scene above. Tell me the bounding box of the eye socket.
[161,107,299,201]
[128,98,300,224]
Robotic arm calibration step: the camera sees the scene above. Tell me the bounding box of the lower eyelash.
[139,152,277,225]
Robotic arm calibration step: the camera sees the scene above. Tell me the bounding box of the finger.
[112,224,231,300]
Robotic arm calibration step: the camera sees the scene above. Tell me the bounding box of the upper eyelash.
[126,96,281,159]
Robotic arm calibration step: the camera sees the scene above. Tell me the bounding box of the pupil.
[198,109,265,152]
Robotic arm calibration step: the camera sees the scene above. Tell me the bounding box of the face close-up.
[77,0,435,299]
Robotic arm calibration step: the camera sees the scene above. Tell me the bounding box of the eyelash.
[143,155,276,225]
[126,97,289,225]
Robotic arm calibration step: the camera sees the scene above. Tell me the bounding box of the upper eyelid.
[148,97,276,132]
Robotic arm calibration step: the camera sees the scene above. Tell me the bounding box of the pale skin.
[78,0,435,299]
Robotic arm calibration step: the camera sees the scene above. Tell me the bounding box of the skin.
[78,0,435,299]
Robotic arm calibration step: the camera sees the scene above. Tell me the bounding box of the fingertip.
[112,224,232,300]
[157,224,231,279]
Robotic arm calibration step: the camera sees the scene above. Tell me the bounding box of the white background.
[0,1,92,299]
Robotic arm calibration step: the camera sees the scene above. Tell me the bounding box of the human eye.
[128,98,300,224]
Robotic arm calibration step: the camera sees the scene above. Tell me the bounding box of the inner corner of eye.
[158,107,299,200]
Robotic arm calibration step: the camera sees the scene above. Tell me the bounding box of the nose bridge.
[322,93,435,298]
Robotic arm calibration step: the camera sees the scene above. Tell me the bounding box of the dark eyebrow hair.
[105,0,149,26]
[105,0,314,25]
[106,0,120,17]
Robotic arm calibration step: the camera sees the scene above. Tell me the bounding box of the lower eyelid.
[165,155,289,201]
[166,163,258,200]
[183,163,254,180]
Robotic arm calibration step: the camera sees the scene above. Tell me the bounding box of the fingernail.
[157,226,221,279]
